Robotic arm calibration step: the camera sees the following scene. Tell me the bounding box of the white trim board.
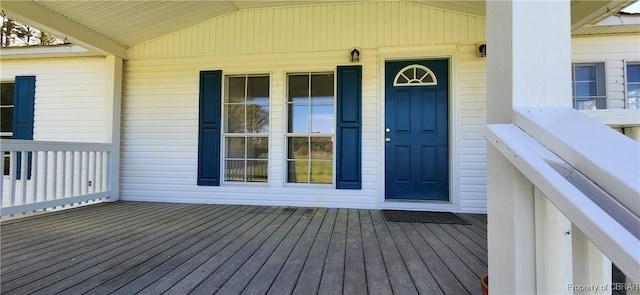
[376,45,462,212]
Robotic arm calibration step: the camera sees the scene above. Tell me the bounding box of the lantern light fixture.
[350,48,360,62]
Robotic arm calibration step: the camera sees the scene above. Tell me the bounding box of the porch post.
[105,55,122,202]
[486,0,572,293]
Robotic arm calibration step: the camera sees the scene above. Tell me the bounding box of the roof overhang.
[0,0,634,59]
[0,44,99,60]
[1,1,128,58]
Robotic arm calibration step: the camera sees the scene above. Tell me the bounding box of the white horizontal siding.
[121,50,378,209]
[128,1,485,58]
[121,2,488,212]
[121,46,489,212]
[457,44,487,213]
[0,57,107,142]
[572,35,640,109]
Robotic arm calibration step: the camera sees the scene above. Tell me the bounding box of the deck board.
[0,202,487,295]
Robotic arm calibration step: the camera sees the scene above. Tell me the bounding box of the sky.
[622,1,640,13]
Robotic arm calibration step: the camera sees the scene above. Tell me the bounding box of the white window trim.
[624,61,640,109]
[393,64,438,87]
[571,62,606,110]
[221,74,271,185]
[284,72,336,187]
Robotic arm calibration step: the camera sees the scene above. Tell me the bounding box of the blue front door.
[385,59,449,201]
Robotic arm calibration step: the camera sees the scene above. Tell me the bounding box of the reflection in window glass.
[627,64,640,109]
[223,75,269,183]
[286,73,334,184]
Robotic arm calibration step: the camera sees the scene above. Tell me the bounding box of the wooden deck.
[0,202,487,295]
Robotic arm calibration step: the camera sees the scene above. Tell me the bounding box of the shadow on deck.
[0,201,487,294]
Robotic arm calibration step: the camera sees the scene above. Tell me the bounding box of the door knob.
[385,127,391,133]
[385,137,391,142]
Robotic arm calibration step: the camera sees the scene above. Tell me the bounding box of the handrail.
[1,139,113,216]
[484,107,640,287]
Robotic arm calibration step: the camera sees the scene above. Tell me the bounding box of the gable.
[127,2,486,59]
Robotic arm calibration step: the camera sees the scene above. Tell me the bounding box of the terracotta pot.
[481,274,489,295]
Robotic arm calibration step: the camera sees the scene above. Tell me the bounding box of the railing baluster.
[9,151,16,207]
[20,150,28,207]
[83,151,89,196]
[61,151,67,201]
[43,151,49,203]
[91,151,97,194]
[31,151,38,206]
[572,226,612,293]
[69,151,74,199]
[52,151,58,201]
[77,151,82,198]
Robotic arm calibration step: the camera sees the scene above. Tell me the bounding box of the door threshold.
[379,199,459,212]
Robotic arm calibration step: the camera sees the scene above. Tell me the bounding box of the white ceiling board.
[406,0,485,16]
[35,1,239,46]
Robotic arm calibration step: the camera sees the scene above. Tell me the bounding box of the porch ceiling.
[0,0,632,58]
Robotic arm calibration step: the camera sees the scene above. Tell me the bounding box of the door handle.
[385,137,391,142]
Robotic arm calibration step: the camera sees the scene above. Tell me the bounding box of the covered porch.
[1,0,639,294]
[1,202,487,294]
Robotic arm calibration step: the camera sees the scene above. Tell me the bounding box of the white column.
[105,55,122,202]
[486,0,572,294]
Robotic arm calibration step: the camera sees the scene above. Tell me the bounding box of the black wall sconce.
[476,43,487,58]
[350,48,360,62]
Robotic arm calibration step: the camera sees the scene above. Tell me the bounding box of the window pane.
[311,137,333,160]
[287,137,309,159]
[310,104,334,133]
[225,160,245,181]
[247,137,268,159]
[575,81,597,97]
[1,108,13,133]
[287,160,308,183]
[311,74,334,102]
[225,104,245,133]
[247,76,269,104]
[628,84,640,97]
[627,64,640,82]
[226,137,245,158]
[4,153,9,175]
[289,75,309,103]
[575,99,598,110]
[289,104,309,133]
[227,77,245,103]
[247,104,269,133]
[1,83,14,105]
[247,160,268,182]
[627,83,640,109]
[310,161,332,184]
[574,65,596,81]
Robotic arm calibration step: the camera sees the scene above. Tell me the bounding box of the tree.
[1,13,64,47]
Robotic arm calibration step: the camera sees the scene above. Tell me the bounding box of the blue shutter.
[198,70,222,186]
[336,66,362,189]
[13,76,36,179]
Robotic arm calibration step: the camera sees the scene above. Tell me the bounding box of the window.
[393,64,437,86]
[571,63,606,110]
[626,63,640,109]
[286,73,334,184]
[223,75,270,183]
[1,82,14,175]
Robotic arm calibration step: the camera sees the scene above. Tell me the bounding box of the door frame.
[376,45,461,212]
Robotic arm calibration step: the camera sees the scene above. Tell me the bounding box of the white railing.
[484,107,640,294]
[1,139,114,216]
